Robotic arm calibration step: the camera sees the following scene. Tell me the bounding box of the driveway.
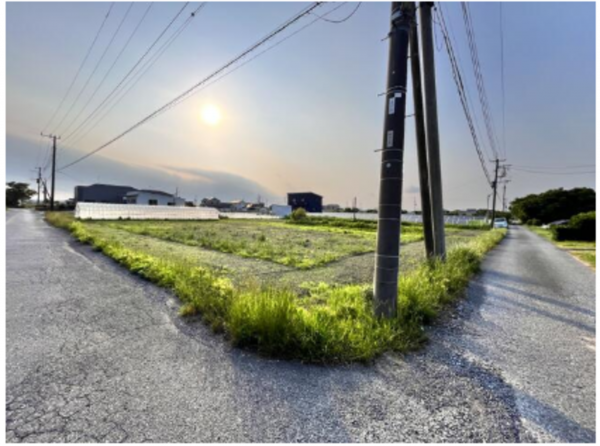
[6,210,595,442]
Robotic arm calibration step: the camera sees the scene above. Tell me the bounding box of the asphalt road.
[6,210,595,442]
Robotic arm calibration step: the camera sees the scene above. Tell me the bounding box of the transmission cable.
[437,5,492,186]
[66,3,206,146]
[461,2,501,160]
[58,2,324,171]
[58,2,137,137]
[309,2,361,23]
[41,3,114,134]
[61,2,191,144]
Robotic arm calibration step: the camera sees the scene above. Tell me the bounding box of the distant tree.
[6,182,36,207]
[510,187,595,224]
[290,207,307,221]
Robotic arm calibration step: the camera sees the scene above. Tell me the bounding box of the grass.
[528,225,596,269]
[45,211,505,363]
[50,215,426,269]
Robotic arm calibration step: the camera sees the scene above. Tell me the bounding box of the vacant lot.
[528,226,596,268]
[46,212,505,362]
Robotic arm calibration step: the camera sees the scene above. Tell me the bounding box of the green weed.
[46,211,505,363]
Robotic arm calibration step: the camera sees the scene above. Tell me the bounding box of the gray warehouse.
[74,184,137,204]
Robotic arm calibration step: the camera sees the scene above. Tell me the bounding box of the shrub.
[551,211,595,241]
[526,218,542,226]
[290,207,307,222]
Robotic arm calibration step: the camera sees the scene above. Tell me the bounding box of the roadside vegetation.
[528,212,596,268]
[45,211,505,363]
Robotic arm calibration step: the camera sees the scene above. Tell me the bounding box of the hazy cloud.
[6,133,281,203]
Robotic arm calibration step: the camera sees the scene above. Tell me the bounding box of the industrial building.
[74,184,136,204]
[287,192,323,213]
[125,190,185,206]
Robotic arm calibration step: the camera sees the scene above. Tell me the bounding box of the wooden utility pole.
[490,158,500,227]
[408,3,434,258]
[373,2,413,318]
[41,133,60,211]
[419,2,446,259]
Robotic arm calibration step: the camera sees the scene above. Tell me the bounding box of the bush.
[551,211,595,241]
[290,207,307,222]
[526,219,542,226]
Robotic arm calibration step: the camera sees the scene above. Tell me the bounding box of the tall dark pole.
[50,136,57,211]
[490,158,500,228]
[373,2,413,318]
[419,2,446,259]
[408,3,434,258]
[36,167,42,206]
[41,133,60,211]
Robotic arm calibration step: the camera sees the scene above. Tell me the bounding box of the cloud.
[6,133,282,203]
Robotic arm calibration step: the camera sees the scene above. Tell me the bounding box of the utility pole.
[408,5,434,257]
[419,2,446,259]
[373,2,413,318]
[42,179,49,204]
[41,133,59,211]
[501,179,511,212]
[36,167,42,206]
[490,158,500,227]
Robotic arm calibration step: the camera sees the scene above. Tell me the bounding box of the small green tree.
[6,182,36,207]
[291,207,307,221]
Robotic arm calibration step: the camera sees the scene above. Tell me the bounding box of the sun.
[201,104,222,126]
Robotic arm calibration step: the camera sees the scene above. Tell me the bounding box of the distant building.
[228,200,247,212]
[270,204,292,217]
[125,190,185,206]
[74,184,136,204]
[201,197,222,208]
[323,204,341,212]
[287,192,323,213]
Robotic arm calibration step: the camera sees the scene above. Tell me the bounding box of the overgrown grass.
[46,211,505,363]
[528,225,596,269]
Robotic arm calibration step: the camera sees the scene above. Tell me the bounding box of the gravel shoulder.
[6,211,595,442]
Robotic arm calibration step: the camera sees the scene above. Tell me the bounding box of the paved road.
[6,210,595,442]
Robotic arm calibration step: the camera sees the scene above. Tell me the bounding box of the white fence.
[75,203,220,220]
[310,212,487,225]
[223,212,280,220]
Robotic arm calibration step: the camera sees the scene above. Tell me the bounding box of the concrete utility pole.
[490,158,500,227]
[419,2,446,259]
[502,179,510,212]
[408,3,434,258]
[36,167,42,206]
[373,2,413,318]
[41,133,60,211]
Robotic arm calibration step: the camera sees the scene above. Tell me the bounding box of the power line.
[61,2,191,144]
[461,2,501,160]
[58,2,324,171]
[510,164,595,170]
[499,2,507,159]
[65,3,206,147]
[53,2,131,135]
[436,5,492,186]
[309,2,361,24]
[58,2,136,137]
[511,167,595,175]
[41,3,115,134]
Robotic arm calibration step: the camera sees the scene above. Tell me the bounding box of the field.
[528,226,596,268]
[46,212,505,362]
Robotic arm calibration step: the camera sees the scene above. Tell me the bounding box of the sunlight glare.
[201,105,222,126]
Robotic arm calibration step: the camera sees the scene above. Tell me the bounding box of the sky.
[6,1,596,209]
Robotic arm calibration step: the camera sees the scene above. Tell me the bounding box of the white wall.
[128,192,185,206]
[75,203,219,220]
